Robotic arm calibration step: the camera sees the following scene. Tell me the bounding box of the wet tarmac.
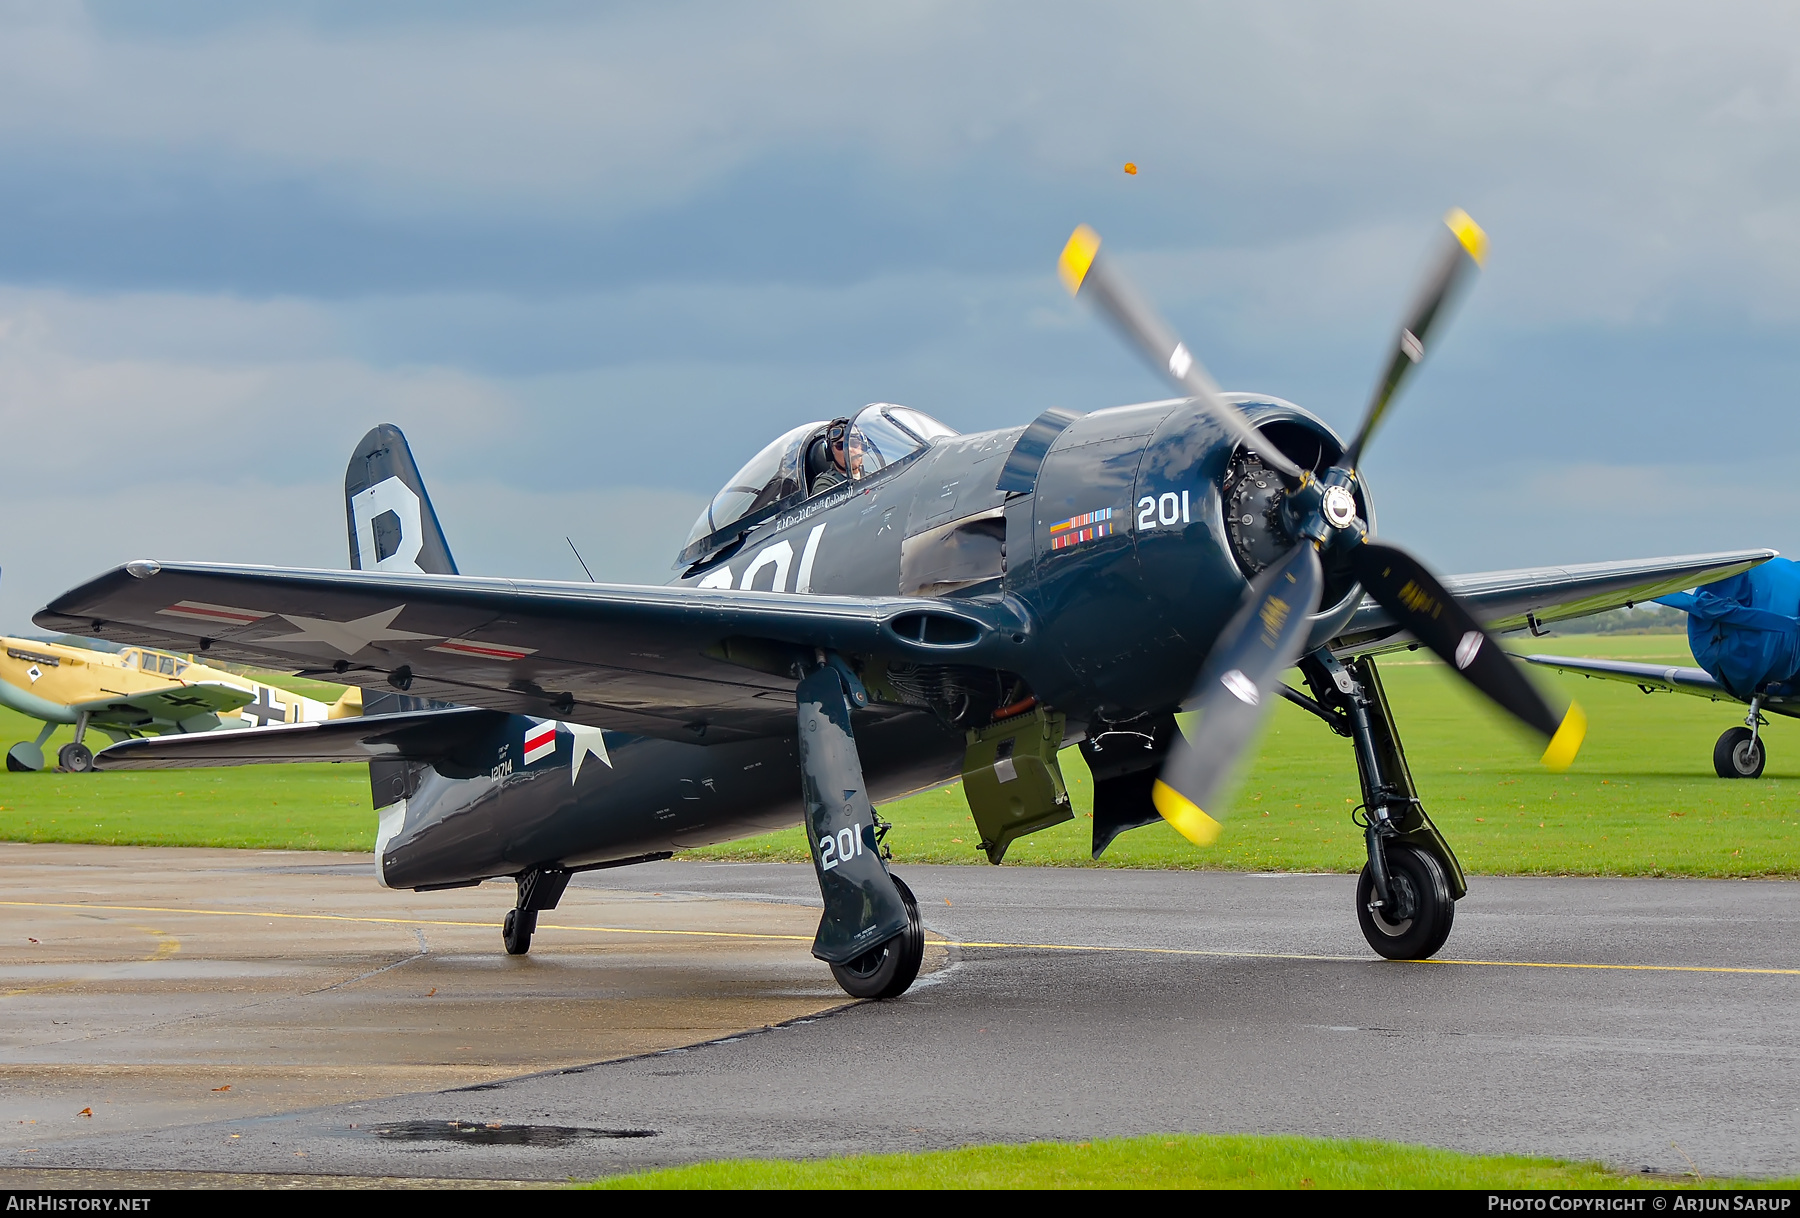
[0,843,885,1172]
[4,849,1797,1187]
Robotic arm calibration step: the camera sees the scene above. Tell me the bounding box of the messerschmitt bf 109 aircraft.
[39,212,1771,1000]
[1529,557,1800,779]
[0,633,360,772]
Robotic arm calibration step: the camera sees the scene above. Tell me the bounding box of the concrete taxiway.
[3,848,1797,1185]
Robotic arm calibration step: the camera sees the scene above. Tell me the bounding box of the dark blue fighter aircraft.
[1529,557,1800,779]
[38,212,1771,999]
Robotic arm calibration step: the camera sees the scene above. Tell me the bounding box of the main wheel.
[828,874,924,1000]
[1713,727,1765,778]
[1356,841,1455,960]
[502,907,535,955]
[7,742,44,772]
[57,743,94,773]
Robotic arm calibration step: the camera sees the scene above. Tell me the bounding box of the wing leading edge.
[37,562,1031,744]
[1332,549,1776,655]
[1523,655,1730,702]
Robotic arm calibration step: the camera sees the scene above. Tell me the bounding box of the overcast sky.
[3,1,1798,631]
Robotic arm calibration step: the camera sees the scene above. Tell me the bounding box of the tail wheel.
[1713,727,1766,779]
[829,874,924,1000]
[502,908,535,956]
[1356,841,1455,961]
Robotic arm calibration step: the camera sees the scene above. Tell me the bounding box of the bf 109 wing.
[37,562,1030,744]
[1331,550,1775,655]
[96,706,509,769]
[70,680,255,726]
[1522,655,1730,702]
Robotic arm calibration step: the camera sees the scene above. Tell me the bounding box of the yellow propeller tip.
[1541,701,1586,772]
[1445,207,1488,267]
[1152,779,1222,845]
[1058,224,1101,296]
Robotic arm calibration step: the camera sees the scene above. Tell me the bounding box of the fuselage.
[379,396,1369,889]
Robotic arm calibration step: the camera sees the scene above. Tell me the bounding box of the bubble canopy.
[680,404,957,564]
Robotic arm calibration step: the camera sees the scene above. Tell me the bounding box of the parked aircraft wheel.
[502,908,535,956]
[1356,842,1455,960]
[56,743,94,774]
[1713,727,1765,779]
[829,874,924,1000]
[6,742,44,772]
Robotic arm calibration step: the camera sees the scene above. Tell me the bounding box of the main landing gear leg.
[1297,652,1464,961]
[797,657,922,1000]
[1714,695,1768,779]
[503,865,571,956]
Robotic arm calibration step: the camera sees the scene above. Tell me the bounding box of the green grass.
[3,632,1798,874]
[0,704,372,850]
[692,633,1800,878]
[587,1132,1795,1190]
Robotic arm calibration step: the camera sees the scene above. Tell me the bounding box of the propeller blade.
[1153,541,1324,844]
[1342,208,1488,471]
[1059,225,1305,483]
[1349,540,1585,770]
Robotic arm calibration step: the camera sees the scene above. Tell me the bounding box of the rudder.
[345,424,459,576]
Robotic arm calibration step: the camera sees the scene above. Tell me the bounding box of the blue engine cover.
[1658,557,1800,699]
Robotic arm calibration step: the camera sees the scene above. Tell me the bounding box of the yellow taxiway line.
[5,899,1797,978]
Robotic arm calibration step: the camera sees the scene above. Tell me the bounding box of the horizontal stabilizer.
[95,705,508,770]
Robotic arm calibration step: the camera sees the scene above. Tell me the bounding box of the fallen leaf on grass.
[426,988,437,997]
[77,1108,91,1118]
[27,938,37,943]
[212,1085,230,1092]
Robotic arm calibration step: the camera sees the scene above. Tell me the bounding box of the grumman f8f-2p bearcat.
[38,212,1772,999]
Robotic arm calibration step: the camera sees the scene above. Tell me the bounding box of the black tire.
[1356,841,1456,961]
[502,907,535,955]
[57,743,94,774]
[1713,727,1766,779]
[828,874,924,1000]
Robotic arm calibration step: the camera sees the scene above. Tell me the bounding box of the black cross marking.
[241,686,287,726]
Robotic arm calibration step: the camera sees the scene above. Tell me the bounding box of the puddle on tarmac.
[365,1120,656,1147]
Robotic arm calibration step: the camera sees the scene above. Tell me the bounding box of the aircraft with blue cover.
[1528,557,1800,779]
[33,211,1772,1000]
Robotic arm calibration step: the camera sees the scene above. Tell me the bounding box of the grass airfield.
[1,632,1796,877]
[590,1134,1795,1190]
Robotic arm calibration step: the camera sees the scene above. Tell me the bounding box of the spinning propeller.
[1059,211,1586,846]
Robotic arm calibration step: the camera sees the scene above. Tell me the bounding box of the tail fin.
[345,424,459,576]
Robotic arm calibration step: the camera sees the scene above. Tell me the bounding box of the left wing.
[36,562,1028,743]
[1332,549,1775,654]
[96,706,508,769]
[1522,654,1732,702]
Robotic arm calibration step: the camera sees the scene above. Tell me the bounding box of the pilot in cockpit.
[808,418,856,494]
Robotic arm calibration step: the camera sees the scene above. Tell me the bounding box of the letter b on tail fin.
[345,424,459,576]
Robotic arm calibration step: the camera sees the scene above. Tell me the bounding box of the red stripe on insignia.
[158,601,269,624]
[427,639,537,660]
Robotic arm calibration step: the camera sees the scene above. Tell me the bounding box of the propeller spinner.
[1060,211,1585,845]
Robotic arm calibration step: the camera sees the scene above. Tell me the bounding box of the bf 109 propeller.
[1059,211,1587,846]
